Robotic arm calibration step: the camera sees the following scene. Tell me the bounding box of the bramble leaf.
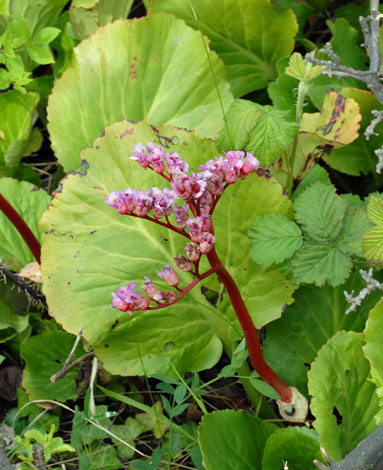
[293,182,347,241]
[367,198,383,225]
[336,206,372,257]
[291,243,352,287]
[308,331,379,461]
[217,100,299,166]
[362,226,383,262]
[248,213,302,266]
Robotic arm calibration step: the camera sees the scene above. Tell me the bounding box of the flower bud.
[174,254,193,272]
[157,264,179,287]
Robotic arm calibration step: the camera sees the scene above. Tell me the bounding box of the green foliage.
[12,424,75,469]
[217,99,299,166]
[262,427,324,470]
[249,182,371,286]
[363,197,383,261]
[21,329,86,401]
[0,178,49,267]
[148,0,298,98]
[198,410,276,470]
[263,269,382,396]
[248,213,302,266]
[69,0,134,40]
[47,13,234,172]
[308,331,380,461]
[39,121,295,377]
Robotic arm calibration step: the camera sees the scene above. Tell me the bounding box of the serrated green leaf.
[367,198,383,225]
[293,165,332,200]
[32,26,60,45]
[336,206,372,257]
[267,56,298,114]
[246,107,299,166]
[293,182,347,241]
[262,427,324,470]
[263,270,381,396]
[362,226,383,262]
[292,243,352,287]
[308,331,379,461]
[216,99,261,152]
[27,44,54,64]
[148,0,298,98]
[285,52,306,80]
[198,410,276,470]
[217,100,299,166]
[248,213,302,266]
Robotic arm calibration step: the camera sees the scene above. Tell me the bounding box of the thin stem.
[206,248,292,402]
[128,212,190,239]
[0,193,41,263]
[145,265,219,312]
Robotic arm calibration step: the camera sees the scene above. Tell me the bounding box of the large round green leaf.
[0,177,50,268]
[263,270,382,396]
[198,410,276,470]
[47,13,233,172]
[40,121,295,376]
[262,427,324,470]
[148,0,298,98]
[364,300,383,378]
[308,331,379,461]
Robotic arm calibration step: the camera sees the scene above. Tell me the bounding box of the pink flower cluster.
[112,265,179,315]
[106,142,260,312]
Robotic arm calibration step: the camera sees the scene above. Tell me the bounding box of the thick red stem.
[0,193,41,264]
[207,248,292,402]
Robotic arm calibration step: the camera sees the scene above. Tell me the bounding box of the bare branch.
[50,325,94,383]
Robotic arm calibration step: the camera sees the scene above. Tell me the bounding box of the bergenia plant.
[105,142,308,422]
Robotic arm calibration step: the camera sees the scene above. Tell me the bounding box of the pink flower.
[189,173,208,199]
[134,190,153,217]
[146,143,165,173]
[186,217,205,243]
[174,204,190,229]
[142,276,164,302]
[185,242,200,262]
[157,264,179,287]
[171,173,192,200]
[111,281,149,313]
[241,152,259,175]
[130,143,151,168]
[165,152,189,175]
[199,232,215,254]
[152,188,176,219]
[174,254,193,272]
